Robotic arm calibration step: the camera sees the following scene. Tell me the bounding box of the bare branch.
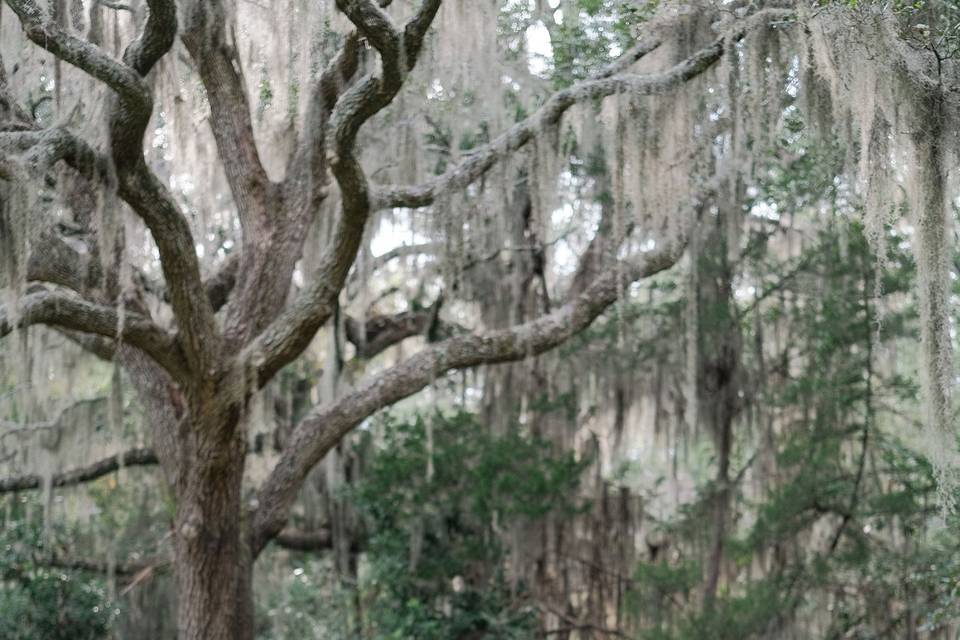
[0,447,159,493]
[0,433,290,494]
[252,238,686,553]
[43,554,168,579]
[0,289,188,379]
[371,242,441,270]
[344,242,440,295]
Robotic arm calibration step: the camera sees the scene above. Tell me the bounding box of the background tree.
[3,0,960,638]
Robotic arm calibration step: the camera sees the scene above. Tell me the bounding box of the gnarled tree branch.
[3,0,152,110]
[116,163,222,373]
[0,289,188,379]
[241,0,443,387]
[4,0,220,375]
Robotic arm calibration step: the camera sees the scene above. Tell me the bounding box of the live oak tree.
[2,0,960,638]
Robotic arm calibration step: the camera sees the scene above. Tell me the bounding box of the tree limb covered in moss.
[0,447,159,493]
[252,236,686,553]
[372,8,794,210]
[3,0,152,110]
[4,0,220,375]
[0,290,188,378]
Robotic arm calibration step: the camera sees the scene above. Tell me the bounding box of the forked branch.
[242,0,443,387]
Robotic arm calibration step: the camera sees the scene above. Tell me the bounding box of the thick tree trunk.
[174,409,254,640]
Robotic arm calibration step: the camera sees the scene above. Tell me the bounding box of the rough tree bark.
[0,1,793,636]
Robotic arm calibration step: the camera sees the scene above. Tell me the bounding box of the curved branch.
[372,9,794,210]
[0,434,293,494]
[252,238,686,553]
[3,0,151,111]
[336,0,399,58]
[0,127,106,180]
[370,242,441,269]
[122,0,177,76]
[0,289,188,379]
[4,2,216,375]
[285,31,362,206]
[373,49,709,210]
[344,295,449,360]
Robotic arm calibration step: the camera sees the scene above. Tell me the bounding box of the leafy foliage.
[0,520,115,640]
[346,410,590,639]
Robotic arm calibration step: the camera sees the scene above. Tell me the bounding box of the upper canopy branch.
[252,235,686,553]
[372,8,794,210]
[122,0,177,76]
[181,0,272,229]
[285,31,362,204]
[336,0,400,60]
[240,0,443,388]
